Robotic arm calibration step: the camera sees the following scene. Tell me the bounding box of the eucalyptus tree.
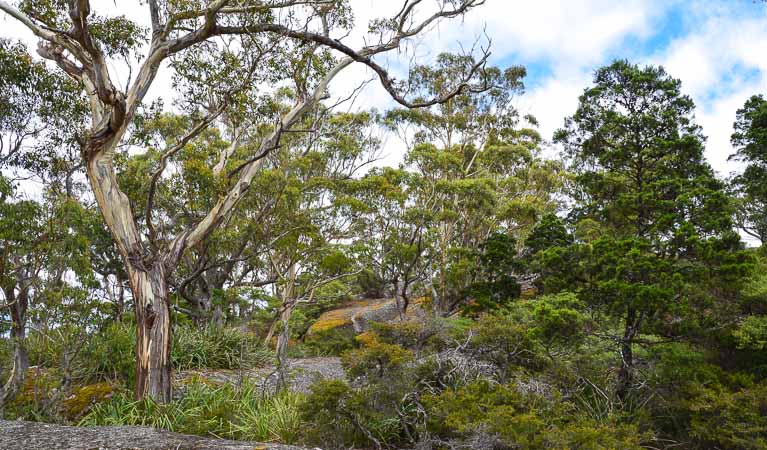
[730,94,767,245]
[345,166,432,315]
[0,37,96,410]
[260,109,383,378]
[550,60,749,401]
[386,55,564,312]
[0,0,491,401]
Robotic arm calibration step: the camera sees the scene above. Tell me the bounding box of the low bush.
[341,331,413,379]
[463,313,545,376]
[422,379,648,450]
[301,379,410,450]
[300,326,357,356]
[687,383,767,450]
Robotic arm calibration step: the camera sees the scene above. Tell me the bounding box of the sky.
[332,0,767,176]
[1,0,766,176]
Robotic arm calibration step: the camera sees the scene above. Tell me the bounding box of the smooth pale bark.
[1,285,29,408]
[275,265,296,387]
[85,138,176,401]
[275,301,295,386]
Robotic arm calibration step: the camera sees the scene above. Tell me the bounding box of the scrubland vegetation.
[1,1,766,449]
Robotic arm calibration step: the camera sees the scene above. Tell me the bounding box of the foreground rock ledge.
[0,420,313,450]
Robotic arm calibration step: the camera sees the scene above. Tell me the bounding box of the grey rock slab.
[0,419,317,450]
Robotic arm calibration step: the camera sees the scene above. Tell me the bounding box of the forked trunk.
[130,264,172,403]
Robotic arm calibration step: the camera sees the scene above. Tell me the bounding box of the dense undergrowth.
[4,256,767,449]
[18,287,758,450]
[80,381,304,443]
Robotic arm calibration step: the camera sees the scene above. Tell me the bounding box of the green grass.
[80,380,304,444]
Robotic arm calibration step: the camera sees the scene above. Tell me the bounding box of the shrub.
[528,292,588,352]
[5,367,62,422]
[688,383,767,450]
[301,326,357,356]
[733,315,767,351]
[422,380,647,450]
[341,331,413,379]
[369,317,454,352]
[301,379,408,450]
[83,322,136,386]
[464,313,544,375]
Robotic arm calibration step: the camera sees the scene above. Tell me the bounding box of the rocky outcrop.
[175,357,344,395]
[0,419,313,450]
[307,297,429,336]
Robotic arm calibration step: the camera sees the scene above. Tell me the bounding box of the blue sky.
[494,0,767,176]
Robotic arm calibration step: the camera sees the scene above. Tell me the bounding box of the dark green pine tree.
[549,60,751,401]
[730,94,767,245]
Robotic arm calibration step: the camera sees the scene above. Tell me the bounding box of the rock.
[307,297,429,335]
[175,357,344,395]
[61,382,114,419]
[0,419,314,450]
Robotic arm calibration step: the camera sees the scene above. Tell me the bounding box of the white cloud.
[650,4,767,175]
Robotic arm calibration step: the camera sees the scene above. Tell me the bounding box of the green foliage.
[0,38,85,177]
[525,213,573,256]
[547,59,752,402]
[369,319,448,351]
[529,292,588,351]
[172,325,271,371]
[733,316,767,350]
[423,380,646,450]
[341,332,413,379]
[300,326,357,357]
[0,2,766,447]
[81,323,136,385]
[81,380,304,443]
[301,378,410,450]
[730,94,767,244]
[300,380,366,448]
[464,313,543,375]
[463,232,522,314]
[25,323,269,391]
[688,383,767,450]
